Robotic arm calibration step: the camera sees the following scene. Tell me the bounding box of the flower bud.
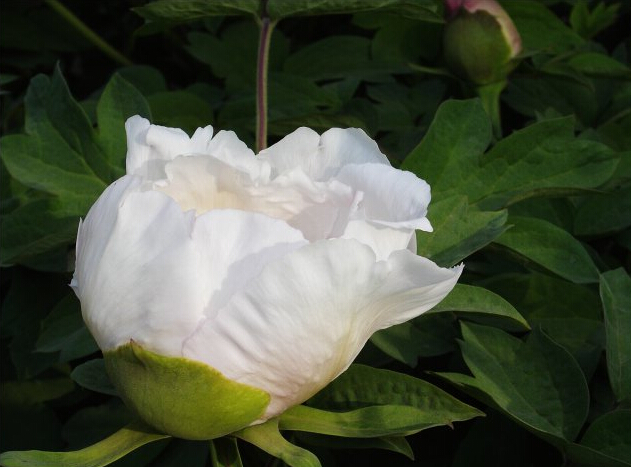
[443,0,522,85]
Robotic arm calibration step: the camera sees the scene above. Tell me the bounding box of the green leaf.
[574,185,631,236]
[24,65,111,182]
[0,422,170,467]
[97,73,152,176]
[494,216,600,284]
[581,410,631,464]
[147,90,214,136]
[133,0,260,27]
[438,323,589,442]
[415,195,508,267]
[35,294,98,363]
[71,359,119,397]
[1,378,74,406]
[236,419,321,467]
[266,0,441,21]
[307,364,483,426]
[484,272,604,379]
[473,118,618,209]
[430,284,530,332]
[210,437,243,467]
[293,432,414,459]
[600,269,631,402]
[503,1,584,53]
[401,99,492,198]
[371,314,456,366]
[0,199,78,266]
[570,1,620,39]
[284,36,392,82]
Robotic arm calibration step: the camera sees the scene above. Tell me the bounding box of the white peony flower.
[71,116,463,439]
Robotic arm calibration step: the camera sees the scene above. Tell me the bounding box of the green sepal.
[104,341,270,440]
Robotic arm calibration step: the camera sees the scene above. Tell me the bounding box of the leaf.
[371,314,456,366]
[0,199,78,266]
[494,216,600,284]
[503,1,584,53]
[35,294,98,363]
[580,410,631,465]
[236,419,321,467]
[0,422,170,467]
[284,36,393,82]
[1,378,74,406]
[484,272,604,380]
[133,0,260,28]
[415,195,508,267]
[401,99,492,198]
[438,323,589,442]
[210,437,243,467]
[307,364,483,425]
[574,185,631,236]
[293,432,414,459]
[97,73,152,176]
[600,269,631,402]
[266,0,442,21]
[147,90,214,136]
[570,1,620,39]
[71,359,118,397]
[430,284,530,332]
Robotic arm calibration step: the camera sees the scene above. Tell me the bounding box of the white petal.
[190,209,307,317]
[260,127,389,181]
[72,175,141,298]
[207,130,269,181]
[78,190,205,355]
[182,239,462,419]
[336,163,433,231]
[342,220,414,261]
[258,127,321,177]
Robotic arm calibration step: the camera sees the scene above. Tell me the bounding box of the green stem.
[255,5,275,153]
[476,80,506,140]
[44,0,132,66]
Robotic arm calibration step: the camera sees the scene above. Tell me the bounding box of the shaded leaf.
[71,359,118,396]
[581,410,631,465]
[494,216,600,284]
[600,269,631,402]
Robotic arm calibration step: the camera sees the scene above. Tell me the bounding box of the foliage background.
[0,0,630,466]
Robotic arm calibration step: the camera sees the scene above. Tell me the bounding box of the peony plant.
[70,116,463,440]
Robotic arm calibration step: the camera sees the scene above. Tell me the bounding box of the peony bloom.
[71,116,462,439]
[443,0,522,85]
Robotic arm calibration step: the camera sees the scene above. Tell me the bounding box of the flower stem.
[256,5,275,153]
[476,80,506,140]
[44,0,132,66]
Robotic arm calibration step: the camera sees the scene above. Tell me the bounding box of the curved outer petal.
[259,127,390,181]
[335,163,432,231]
[73,183,307,356]
[182,239,463,420]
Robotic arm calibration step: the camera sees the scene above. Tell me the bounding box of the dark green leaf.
[210,437,243,467]
[438,323,589,441]
[416,195,508,267]
[581,410,631,464]
[35,294,98,363]
[71,359,119,397]
[430,283,530,332]
[600,269,631,402]
[97,74,152,176]
[267,0,441,21]
[494,216,600,284]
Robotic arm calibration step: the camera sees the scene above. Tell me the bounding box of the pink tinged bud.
[442,0,522,84]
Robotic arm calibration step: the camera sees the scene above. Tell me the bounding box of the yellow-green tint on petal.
[104,341,270,440]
